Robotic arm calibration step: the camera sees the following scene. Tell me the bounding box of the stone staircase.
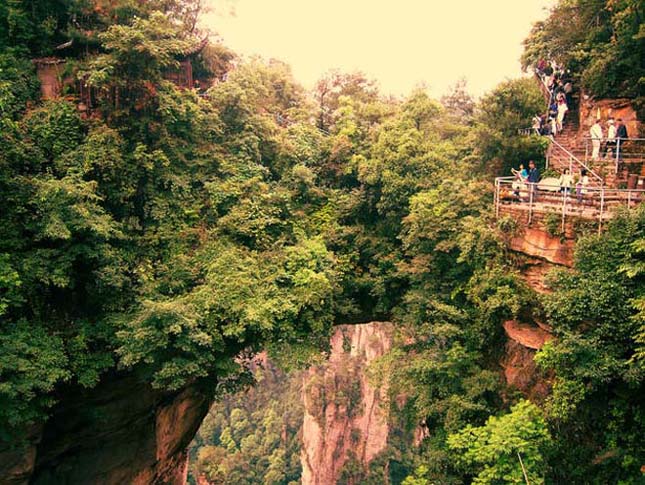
[546,104,605,187]
[546,98,625,188]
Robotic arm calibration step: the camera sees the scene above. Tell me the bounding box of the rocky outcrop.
[510,227,574,267]
[1,373,209,485]
[578,96,641,141]
[501,320,552,400]
[0,424,43,485]
[503,320,552,350]
[520,257,557,294]
[301,322,393,485]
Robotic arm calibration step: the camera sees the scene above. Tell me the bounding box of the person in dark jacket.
[616,118,628,161]
[527,160,540,200]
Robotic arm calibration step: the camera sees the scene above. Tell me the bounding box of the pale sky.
[201,0,555,99]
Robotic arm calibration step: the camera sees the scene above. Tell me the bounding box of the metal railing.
[518,127,539,136]
[582,137,645,173]
[494,176,644,233]
[526,69,606,184]
[548,138,603,184]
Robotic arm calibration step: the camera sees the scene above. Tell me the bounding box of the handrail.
[494,176,644,233]
[549,138,603,184]
[534,71,554,105]
[580,136,645,173]
[529,68,605,184]
[495,177,645,194]
[580,136,645,142]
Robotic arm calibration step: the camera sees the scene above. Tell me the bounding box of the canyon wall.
[0,374,210,485]
[300,322,393,485]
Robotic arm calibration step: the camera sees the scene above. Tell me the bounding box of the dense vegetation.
[522,0,644,110]
[1,0,643,483]
[189,361,304,484]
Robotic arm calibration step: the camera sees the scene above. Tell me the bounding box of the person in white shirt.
[558,168,573,195]
[556,99,568,132]
[603,118,617,159]
[550,117,558,137]
[590,120,603,160]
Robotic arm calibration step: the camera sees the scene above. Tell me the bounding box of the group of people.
[589,117,629,160]
[510,161,540,198]
[511,162,590,204]
[533,60,573,137]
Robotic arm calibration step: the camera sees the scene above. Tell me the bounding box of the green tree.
[447,400,552,485]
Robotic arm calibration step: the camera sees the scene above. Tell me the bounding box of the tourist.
[512,163,528,181]
[528,161,540,199]
[556,98,568,132]
[616,118,628,160]
[590,119,603,160]
[538,115,549,135]
[603,118,616,159]
[558,168,573,194]
[549,100,558,119]
[576,169,589,204]
[563,80,573,106]
[532,115,542,134]
[511,164,528,197]
[537,58,547,74]
[550,117,558,137]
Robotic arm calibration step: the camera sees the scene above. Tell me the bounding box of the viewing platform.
[494,177,644,230]
[494,177,644,266]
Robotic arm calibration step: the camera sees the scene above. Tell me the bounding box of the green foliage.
[447,400,552,485]
[543,210,563,238]
[189,362,304,485]
[0,53,40,118]
[535,207,645,482]
[0,321,70,433]
[474,78,548,177]
[522,0,645,101]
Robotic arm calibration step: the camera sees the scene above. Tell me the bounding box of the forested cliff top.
[0,1,644,483]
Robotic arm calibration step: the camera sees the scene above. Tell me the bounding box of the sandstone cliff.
[300,322,393,485]
[0,373,210,485]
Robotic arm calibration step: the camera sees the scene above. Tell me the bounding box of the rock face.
[578,96,641,142]
[301,322,393,485]
[1,373,209,485]
[520,257,556,294]
[510,227,575,267]
[501,320,553,399]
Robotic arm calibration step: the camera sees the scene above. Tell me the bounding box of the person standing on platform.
[527,160,540,201]
[616,118,628,161]
[603,118,616,159]
[590,119,603,160]
[558,168,573,195]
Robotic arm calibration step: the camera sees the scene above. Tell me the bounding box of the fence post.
[616,139,621,167]
[598,187,605,234]
[528,183,534,225]
[615,139,619,173]
[628,190,632,209]
[585,139,589,161]
[561,188,567,234]
[545,146,550,170]
[495,179,500,218]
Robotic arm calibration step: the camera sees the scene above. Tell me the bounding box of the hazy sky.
[201,0,555,99]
